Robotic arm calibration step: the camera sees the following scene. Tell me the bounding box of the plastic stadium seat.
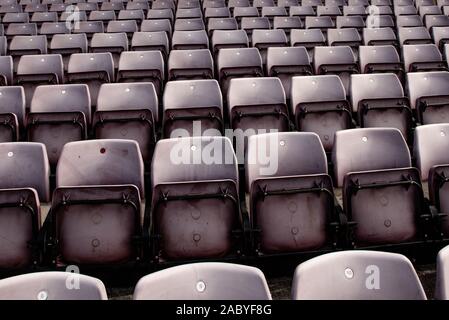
[326,0,345,6]
[117,10,145,25]
[0,4,22,15]
[425,15,449,32]
[101,2,124,12]
[403,44,446,72]
[16,54,63,109]
[3,13,29,26]
[246,132,337,254]
[107,20,139,38]
[211,30,248,58]
[49,4,69,15]
[127,2,149,13]
[327,28,362,59]
[348,0,369,5]
[130,31,168,61]
[203,0,227,10]
[89,10,117,27]
[72,21,104,40]
[0,142,50,268]
[396,15,424,28]
[266,47,312,98]
[350,73,412,140]
[94,82,158,163]
[228,0,251,14]
[290,29,326,62]
[233,7,259,25]
[253,0,275,11]
[40,22,70,38]
[207,17,238,37]
[46,139,144,265]
[419,5,442,19]
[67,52,114,107]
[117,50,165,97]
[261,6,288,24]
[332,128,424,246]
[49,34,88,71]
[227,77,289,138]
[436,245,449,299]
[395,5,418,16]
[6,24,38,43]
[291,251,426,299]
[24,3,47,14]
[406,71,449,124]
[217,47,263,95]
[316,5,342,21]
[363,27,398,46]
[162,79,223,138]
[343,6,368,17]
[0,55,13,85]
[251,29,288,65]
[90,32,128,68]
[178,0,200,9]
[140,19,172,38]
[0,36,5,56]
[0,272,107,300]
[305,16,334,37]
[303,0,325,7]
[134,263,271,300]
[174,18,205,31]
[336,16,365,31]
[358,45,402,78]
[27,84,90,166]
[146,9,174,25]
[77,2,99,13]
[150,136,241,260]
[398,26,432,45]
[291,75,351,151]
[290,6,316,24]
[176,7,202,19]
[432,26,449,50]
[205,7,231,22]
[278,0,299,7]
[172,30,209,50]
[31,12,58,27]
[272,16,303,37]
[241,17,270,38]
[9,35,47,68]
[152,0,176,12]
[0,86,25,141]
[313,45,358,93]
[59,11,88,24]
[167,49,214,80]
[414,124,449,236]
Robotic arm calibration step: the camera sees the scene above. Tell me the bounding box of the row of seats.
[0,126,449,268]
[1,70,448,166]
[1,248,449,299]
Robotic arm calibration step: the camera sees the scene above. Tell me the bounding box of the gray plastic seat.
[327,28,362,60]
[3,13,29,26]
[140,19,172,38]
[40,22,70,38]
[205,7,231,23]
[24,3,47,14]
[67,52,114,107]
[290,29,326,62]
[94,82,158,163]
[127,2,149,13]
[72,21,104,40]
[0,86,25,141]
[227,77,289,147]
[172,30,209,50]
[253,0,275,11]
[178,0,200,9]
[350,73,411,140]
[365,15,395,29]
[336,15,365,31]
[396,15,424,28]
[176,7,202,19]
[419,5,442,19]
[217,47,263,95]
[406,71,449,124]
[28,84,90,166]
[278,0,299,7]
[0,142,50,268]
[0,36,6,56]
[77,2,99,13]
[118,9,145,23]
[272,16,302,37]
[146,9,174,24]
[134,263,271,300]
[117,50,165,96]
[433,26,449,50]
[436,244,449,299]
[358,45,402,78]
[343,6,368,17]
[313,46,358,94]
[207,17,238,37]
[106,20,138,38]
[162,79,223,138]
[291,75,351,151]
[289,6,316,24]
[266,46,312,99]
[150,136,240,260]
[292,251,427,300]
[0,4,22,15]
[130,31,169,60]
[89,10,116,27]
[16,54,64,109]
[398,26,432,45]
[261,6,288,24]
[0,55,13,85]
[100,2,124,12]
[425,14,449,32]
[241,17,270,38]
[303,0,325,6]
[211,29,248,58]
[174,18,205,31]
[90,32,128,68]
[305,16,334,37]
[0,272,107,299]
[49,34,88,71]
[403,44,445,72]
[31,12,58,28]
[363,27,397,46]
[203,0,227,10]
[168,49,214,81]
[332,128,424,246]
[48,139,144,265]
[317,5,342,21]
[251,29,288,65]
[246,132,336,253]
[395,5,418,16]
[414,124,449,237]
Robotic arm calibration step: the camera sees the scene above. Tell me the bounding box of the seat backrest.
[396,15,424,28]
[436,244,449,300]
[246,132,327,191]
[350,73,404,112]
[290,29,326,46]
[363,27,396,45]
[266,46,310,70]
[406,71,449,109]
[90,32,128,50]
[402,44,442,70]
[107,20,139,33]
[0,86,25,126]
[133,262,271,300]
[291,74,346,104]
[6,23,38,36]
[332,128,411,187]
[0,142,50,201]
[252,29,288,46]
[174,17,205,31]
[172,30,209,49]
[358,45,400,71]
[72,21,104,34]
[217,47,262,71]
[31,84,91,123]
[211,29,248,48]
[398,26,432,44]
[56,139,144,197]
[0,272,107,300]
[118,50,165,79]
[40,22,70,35]
[414,123,449,181]
[67,52,114,80]
[291,250,427,300]
[9,35,46,53]
[16,54,64,81]
[314,46,356,72]
[97,82,158,121]
[50,33,88,52]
